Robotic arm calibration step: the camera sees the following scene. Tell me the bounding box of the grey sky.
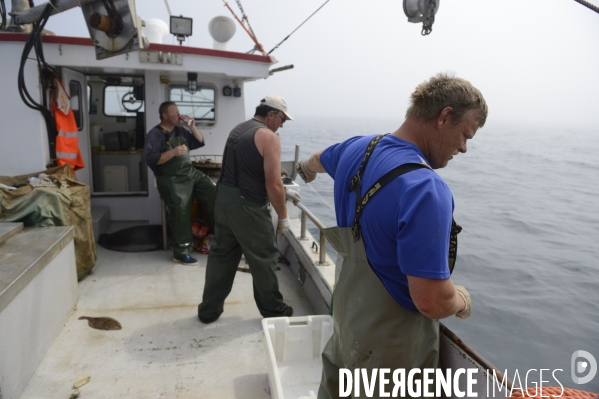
[9,0,599,128]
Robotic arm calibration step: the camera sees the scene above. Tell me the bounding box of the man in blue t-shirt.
[296,73,488,398]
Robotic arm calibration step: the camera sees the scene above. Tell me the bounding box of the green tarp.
[0,165,96,280]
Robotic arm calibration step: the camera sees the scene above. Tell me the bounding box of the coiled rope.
[508,386,598,399]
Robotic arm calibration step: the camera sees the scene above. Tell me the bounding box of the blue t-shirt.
[320,134,453,310]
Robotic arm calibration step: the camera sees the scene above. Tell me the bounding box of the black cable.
[573,0,599,14]
[0,0,7,31]
[17,3,58,160]
[268,0,331,55]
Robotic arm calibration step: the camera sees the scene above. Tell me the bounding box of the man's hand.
[296,160,317,183]
[172,145,187,156]
[285,189,301,205]
[278,217,291,233]
[454,285,472,319]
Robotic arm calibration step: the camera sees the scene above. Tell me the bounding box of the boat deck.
[19,246,315,399]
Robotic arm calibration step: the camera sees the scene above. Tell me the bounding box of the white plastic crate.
[262,315,334,399]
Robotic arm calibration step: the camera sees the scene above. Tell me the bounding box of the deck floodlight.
[170,15,193,45]
[187,73,198,95]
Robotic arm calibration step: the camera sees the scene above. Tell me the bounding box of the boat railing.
[295,202,330,266]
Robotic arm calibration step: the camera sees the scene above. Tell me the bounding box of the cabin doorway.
[62,68,92,187]
[86,75,148,196]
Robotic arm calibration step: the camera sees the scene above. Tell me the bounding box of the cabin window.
[103,85,145,117]
[168,85,215,124]
[69,80,83,131]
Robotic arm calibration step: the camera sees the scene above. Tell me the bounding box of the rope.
[163,0,172,16]
[573,0,599,14]
[268,0,331,55]
[508,386,598,398]
[305,182,335,212]
[234,0,258,41]
[0,0,6,31]
[222,0,266,56]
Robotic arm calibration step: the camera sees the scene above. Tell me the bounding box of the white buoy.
[143,18,169,44]
[208,16,236,51]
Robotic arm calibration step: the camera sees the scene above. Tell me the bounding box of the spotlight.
[170,15,193,45]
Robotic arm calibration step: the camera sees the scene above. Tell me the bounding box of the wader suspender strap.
[448,219,461,273]
[160,126,183,147]
[347,134,462,273]
[217,125,263,186]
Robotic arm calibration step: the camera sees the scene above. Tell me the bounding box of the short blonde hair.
[406,73,488,127]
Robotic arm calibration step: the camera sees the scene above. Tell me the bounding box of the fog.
[8,0,599,128]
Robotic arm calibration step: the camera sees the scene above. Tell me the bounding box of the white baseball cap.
[260,94,294,121]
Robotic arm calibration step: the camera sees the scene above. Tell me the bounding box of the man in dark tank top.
[198,95,300,323]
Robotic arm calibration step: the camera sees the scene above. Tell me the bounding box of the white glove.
[296,159,317,183]
[454,285,472,319]
[285,189,301,205]
[278,217,291,233]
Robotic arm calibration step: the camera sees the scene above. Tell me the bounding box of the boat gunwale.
[441,323,515,390]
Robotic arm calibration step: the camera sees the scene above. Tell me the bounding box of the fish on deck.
[78,316,122,330]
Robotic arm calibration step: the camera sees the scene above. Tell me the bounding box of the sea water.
[280,117,599,392]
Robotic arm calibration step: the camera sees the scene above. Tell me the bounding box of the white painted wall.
[189,79,247,158]
[0,42,50,176]
[0,240,78,399]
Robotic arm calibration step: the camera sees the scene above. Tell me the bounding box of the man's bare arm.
[189,120,205,143]
[307,150,326,173]
[256,128,287,220]
[407,276,467,319]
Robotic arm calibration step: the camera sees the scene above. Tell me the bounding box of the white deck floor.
[19,246,315,399]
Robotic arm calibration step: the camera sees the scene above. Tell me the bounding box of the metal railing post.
[300,210,307,239]
[319,231,327,265]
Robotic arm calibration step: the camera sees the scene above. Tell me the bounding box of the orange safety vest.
[54,79,84,172]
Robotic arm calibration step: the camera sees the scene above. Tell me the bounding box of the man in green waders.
[296,73,487,398]
[197,95,300,323]
[145,101,216,266]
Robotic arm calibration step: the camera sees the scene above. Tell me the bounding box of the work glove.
[285,189,301,205]
[454,285,472,319]
[278,217,291,233]
[296,159,317,183]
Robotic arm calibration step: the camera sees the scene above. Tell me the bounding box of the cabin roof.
[0,33,273,64]
[0,32,273,80]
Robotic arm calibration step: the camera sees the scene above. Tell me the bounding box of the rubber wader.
[198,184,288,321]
[198,122,289,322]
[318,135,454,399]
[156,134,215,259]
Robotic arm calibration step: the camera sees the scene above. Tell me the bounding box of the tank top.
[219,118,269,203]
